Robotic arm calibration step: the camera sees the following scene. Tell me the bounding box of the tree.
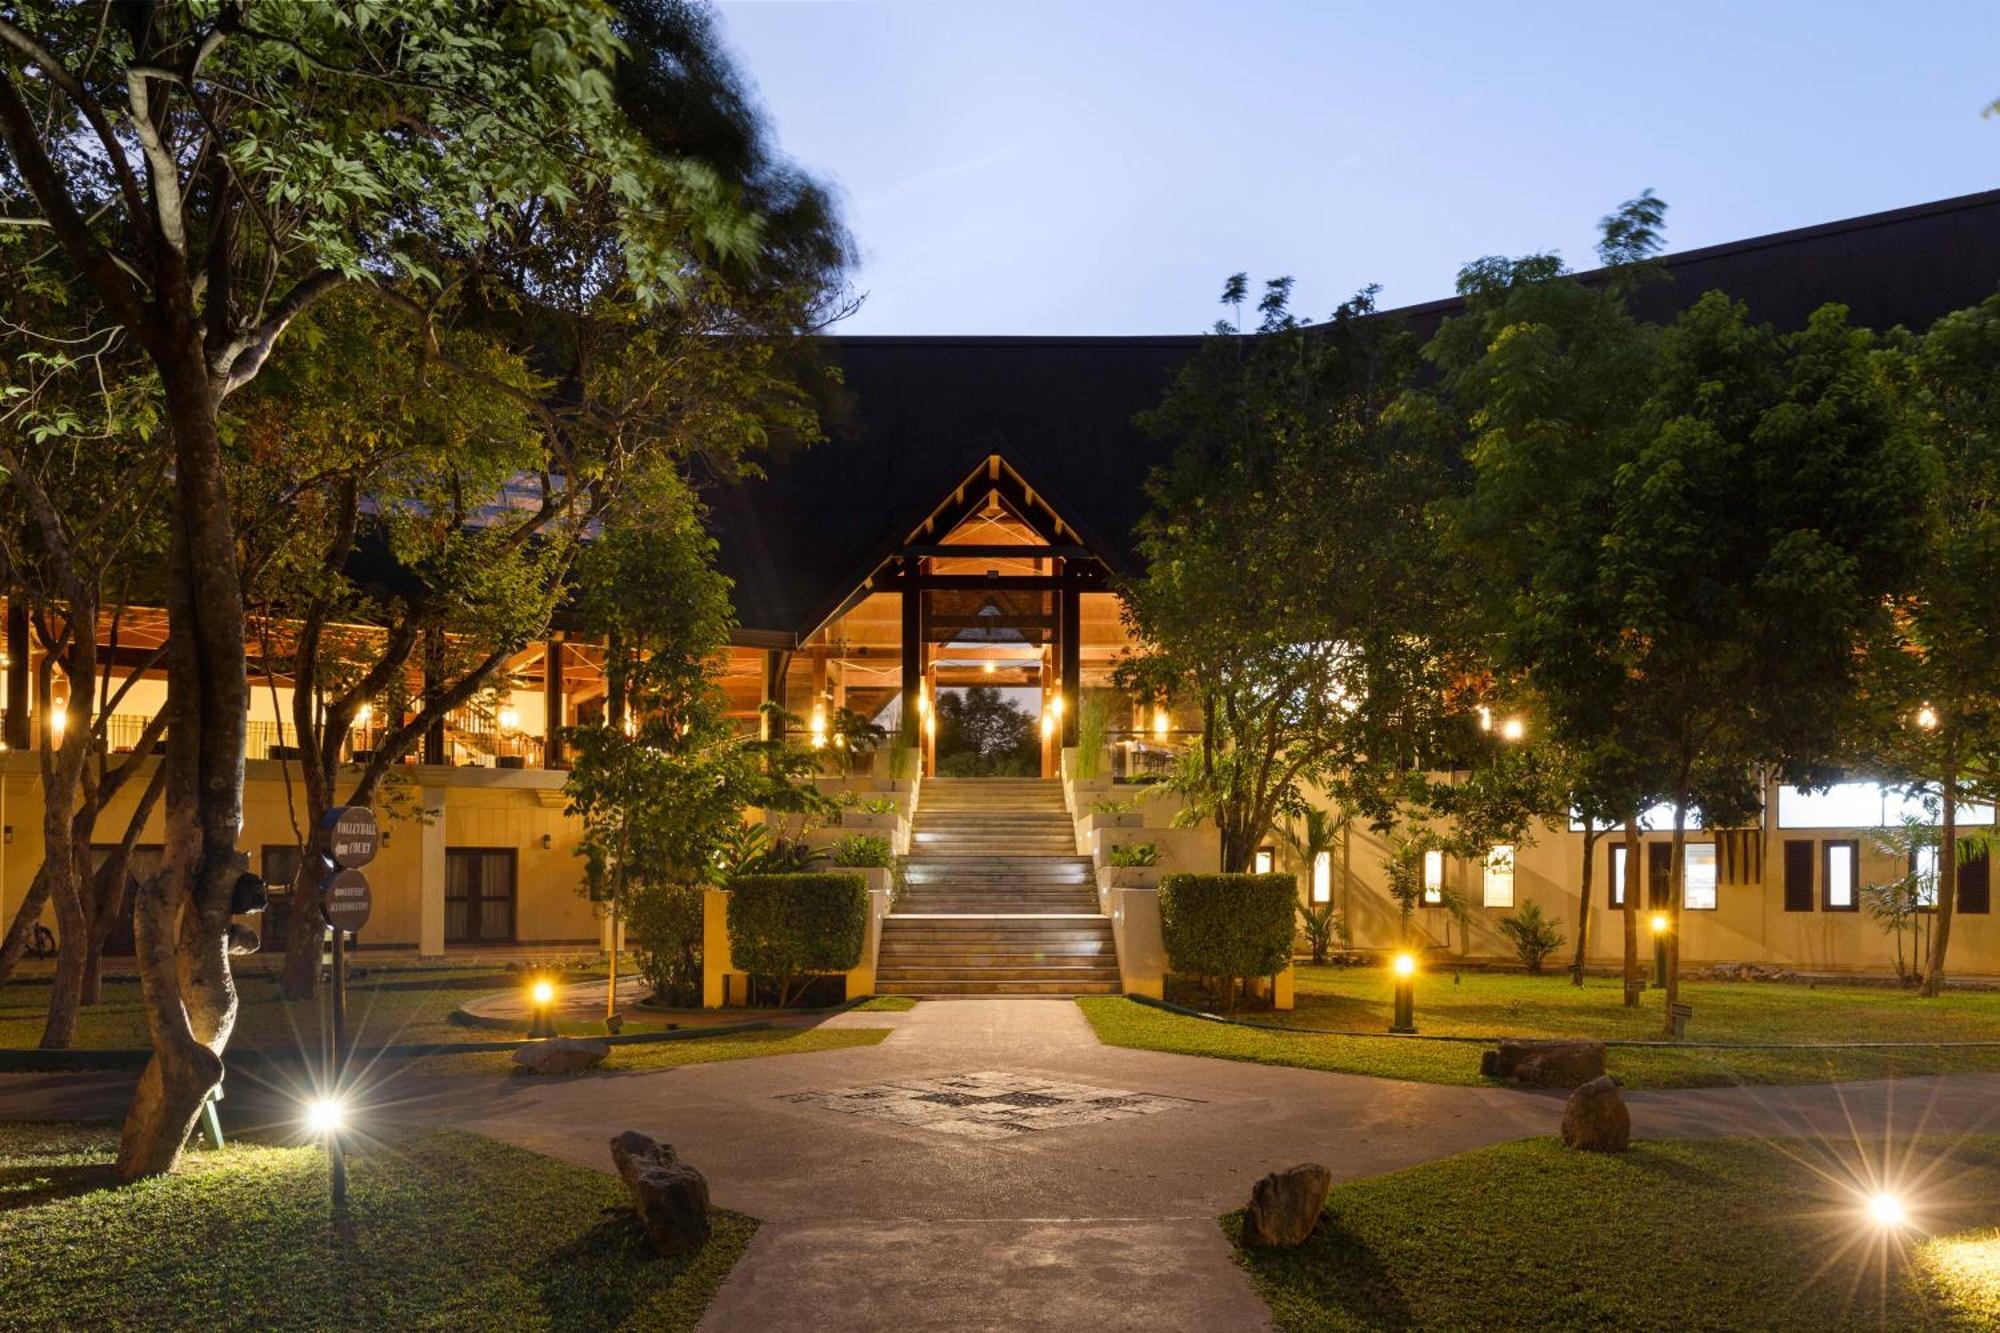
[1121,280,1454,870]
[1598,293,1925,1031]
[1437,192,1676,1001]
[934,686,1036,776]
[1,0,755,1177]
[1851,294,2000,995]
[562,460,827,1018]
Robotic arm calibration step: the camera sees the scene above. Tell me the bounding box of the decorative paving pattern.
[778,1071,1200,1139]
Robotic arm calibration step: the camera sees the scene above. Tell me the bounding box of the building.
[6,189,2000,975]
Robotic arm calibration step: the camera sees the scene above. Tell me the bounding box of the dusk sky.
[717,1,2000,335]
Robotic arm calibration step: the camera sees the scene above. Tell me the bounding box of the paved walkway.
[8,999,2000,1331]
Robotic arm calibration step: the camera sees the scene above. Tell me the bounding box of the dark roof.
[712,188,2000,640]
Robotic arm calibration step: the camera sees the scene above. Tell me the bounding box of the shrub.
[1297,900,1344,965]
[830,833,893,868]
[1158,872,1295,1009]
[1498,900,1566,974]
[1074,693,1111,779]
[627,883,705,1007]
[861,797,900,816]
[726,873,868,1006]
[1107,841,1161,868]
[1092,796,1140,816]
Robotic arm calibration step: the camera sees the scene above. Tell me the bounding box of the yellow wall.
[1,754,599,956]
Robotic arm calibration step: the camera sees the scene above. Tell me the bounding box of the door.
[445,848,517,946]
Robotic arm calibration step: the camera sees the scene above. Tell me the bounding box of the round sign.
[323,868,372,934]
[320,805,379,869]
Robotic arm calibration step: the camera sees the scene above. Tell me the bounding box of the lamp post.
[1389,952,1418,1034]
[1650,913,1670,988]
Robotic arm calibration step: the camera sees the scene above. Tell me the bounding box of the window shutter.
[1960,849,1991,915]
[1782,840,1814,912]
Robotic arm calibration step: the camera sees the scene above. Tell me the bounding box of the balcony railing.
[1106,728,1200,782]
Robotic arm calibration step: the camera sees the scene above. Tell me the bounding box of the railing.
[1106,728,1201,782]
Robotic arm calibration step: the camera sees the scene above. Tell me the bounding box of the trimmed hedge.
[726,873,868,1005]
[1158,872,1296,984]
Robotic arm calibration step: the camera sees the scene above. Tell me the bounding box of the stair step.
[876,980,1122,996]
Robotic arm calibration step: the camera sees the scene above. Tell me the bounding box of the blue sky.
[716,1,2000,335]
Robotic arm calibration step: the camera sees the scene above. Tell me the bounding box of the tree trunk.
[116,338,249,1181]
[39,859,87,1048]
[1922,764,1959,999]
[1620,818,1640,1006]
[0,866,52,986]
[1571,826,1599,987]
[1663,798,1687,1036]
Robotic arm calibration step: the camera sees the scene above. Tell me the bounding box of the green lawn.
[852,995,919,1012]
[0,1122,753,1331]
[402,1025,891,1075]
[1230,1135,2000,1331]
[1079,967,2000,1088]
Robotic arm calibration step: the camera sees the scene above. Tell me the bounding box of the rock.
[511,1037,610,1075]
[1560,1075,1631,1152]
[1241,1163,1333,1249]
[1480,1038,1606,1089]
[610,1131,712,1256]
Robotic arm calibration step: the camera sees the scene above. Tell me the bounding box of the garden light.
[1499,716,1525,742]
[1869,1193,1908,1228]
[1916,704,1940,731]
[1476,704,1492,732]
[528,977,559,1038]
[1390,952,1417,1034]
[305,1096,347,1135]
[1153,706,1169,738]
[1651,913,1669,935]
[1651,913,1670,988]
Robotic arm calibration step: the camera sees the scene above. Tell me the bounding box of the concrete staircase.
[876,778,1121,997]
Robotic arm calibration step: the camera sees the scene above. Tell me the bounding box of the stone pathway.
[7,998,2000,1331]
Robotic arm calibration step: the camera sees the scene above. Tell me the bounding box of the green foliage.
[1297,901,1345,965]
[1496,900,1567,974]
[860,797,901,817]
[710,824,826,881]
[829,834,893,869]
[823,707,888,776]
[1157,872,1297,1007]
[1107,841,1162,868]
[935,686,1038,777]
[1092,796,1141,816]
[626,883,706,1007]
[1122,278,1483,870]
[725,873,868,1007]
[1073,693,1112,779]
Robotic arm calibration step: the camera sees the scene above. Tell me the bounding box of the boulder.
[511,1036,610,1075]
[610,1131,712,1256]
[1560,1075,1631,1153]
[1241,1163,1333,1249]
[1480,1038,1606,1089]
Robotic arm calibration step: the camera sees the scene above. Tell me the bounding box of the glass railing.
[1106,728,1199,782]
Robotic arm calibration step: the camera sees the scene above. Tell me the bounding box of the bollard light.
[1650,913,1670,988]
[528,977,559,1039]
[306,1094,351,1208]
[1389,952,1418,1034]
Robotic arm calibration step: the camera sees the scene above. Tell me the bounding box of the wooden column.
[761,649,788,743]
[542,635,565,769]
[4,600,27,751]
[1059,574,1081,748]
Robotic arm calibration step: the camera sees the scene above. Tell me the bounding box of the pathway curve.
[8,999,2000,1330]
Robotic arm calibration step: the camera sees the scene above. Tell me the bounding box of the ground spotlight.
[305,1096,347,1136]
[1390,952,1417,1034]
[1868,1193,1908,1228]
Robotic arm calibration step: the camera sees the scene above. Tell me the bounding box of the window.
[1483,844,1515,908]
[1422,849,1444,905]
[1253,847,1274,875]
[446,848,517,945]
[1962,851,1992,915]
[1311,850,1333,904]
[1823,840,1860,912]
[1608,843,1629,910]
[1782,840,1814,912]
[1683,843,1718,911]
[1913,846,1939,911]
[1777,782,1993,830]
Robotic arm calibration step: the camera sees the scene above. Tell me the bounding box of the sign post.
[316,806,378,1208]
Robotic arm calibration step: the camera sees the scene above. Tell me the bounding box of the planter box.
[1097,863,1162,892]
[835,811,899,834]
